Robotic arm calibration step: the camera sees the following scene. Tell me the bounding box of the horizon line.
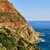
[27,20,50,21]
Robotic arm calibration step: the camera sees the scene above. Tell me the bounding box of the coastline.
[0,25,42,50]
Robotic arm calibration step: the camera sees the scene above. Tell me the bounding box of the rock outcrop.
[8,25,41,43]
[0,26,42,50]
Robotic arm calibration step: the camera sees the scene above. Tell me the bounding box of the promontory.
[0,0,42,50]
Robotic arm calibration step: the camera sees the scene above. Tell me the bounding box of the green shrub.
[28,43,34,48]
[18,13,21,16]
[18,40,24,46]
[18,45,28,50]
[19,38,24,41]
[2,40,14,50]
[17,45,24,50]
[8,37,18,47]
[15,9,17,11]
[0,31,8,42]
[18,13,24,19]
[18,38,24,46]
[29,43,33,46]
[17,17,20,21]
[0,12,4,16]
[4,28,11,34]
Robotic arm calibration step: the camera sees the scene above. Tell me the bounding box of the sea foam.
[41,38,46,42]
[41,33,45,36]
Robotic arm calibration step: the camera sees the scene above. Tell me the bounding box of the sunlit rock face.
[16,25,41,43]
[0,0,8,1]
[0,0,27,28]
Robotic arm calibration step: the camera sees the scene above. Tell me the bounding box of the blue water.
[27,21,50,50]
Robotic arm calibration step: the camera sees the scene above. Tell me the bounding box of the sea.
[27,21,50,50]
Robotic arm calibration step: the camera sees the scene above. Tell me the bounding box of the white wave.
[41,38,46,42]
[36,38,46,44]
[41,33,45,36]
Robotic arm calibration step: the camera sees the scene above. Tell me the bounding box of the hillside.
[0,0,42,50]
[0,0,27,28]
[0,26,42,50]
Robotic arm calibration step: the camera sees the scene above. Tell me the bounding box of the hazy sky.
[8,0,50,21]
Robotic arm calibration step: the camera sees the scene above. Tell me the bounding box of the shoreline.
[36,33,45,44]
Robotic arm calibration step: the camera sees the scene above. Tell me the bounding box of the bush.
[0,12,4,16]
[28,43,33,47]
[15,9,17,11]
[4,28,11,34]
[17,45,24,50]
[8,37,18,47]
[19,38,24,41]
[18,38,24,46]
[17,17,20,21]
[18,13,21,16]
[0,31,8,42]
[18,45,28,50]
[18,40,24,46]
[2,40,14,50]
[29,43,33,46]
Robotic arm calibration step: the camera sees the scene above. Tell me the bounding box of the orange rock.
[0,0,8,1]
[0,0,28,28]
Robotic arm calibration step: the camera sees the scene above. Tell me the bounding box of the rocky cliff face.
[0,0,8,1]
[0,26,42,50]
[16,25,41,43]
[0,0,42,50]
[0,0,27,28]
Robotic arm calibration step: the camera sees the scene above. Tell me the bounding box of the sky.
[8,0,50,21]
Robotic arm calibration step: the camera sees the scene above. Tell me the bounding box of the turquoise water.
[27,21,50,50]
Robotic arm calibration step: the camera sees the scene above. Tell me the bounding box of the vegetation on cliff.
[0,0,42,50]
[0,26,42,50]
[0,0,27,28]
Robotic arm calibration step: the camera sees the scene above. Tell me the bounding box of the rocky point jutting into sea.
[0,0,42,50]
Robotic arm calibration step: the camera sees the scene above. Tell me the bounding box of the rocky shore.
[3,25,42,44]
[15,25,42,43]
[0,25,42,50]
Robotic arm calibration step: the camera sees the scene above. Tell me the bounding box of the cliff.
[16,25,41,43]
[0,0,27,28]
[0,26,42,50]
[0,0,42,50]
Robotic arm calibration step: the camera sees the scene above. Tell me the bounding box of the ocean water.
[27,21,50,50]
